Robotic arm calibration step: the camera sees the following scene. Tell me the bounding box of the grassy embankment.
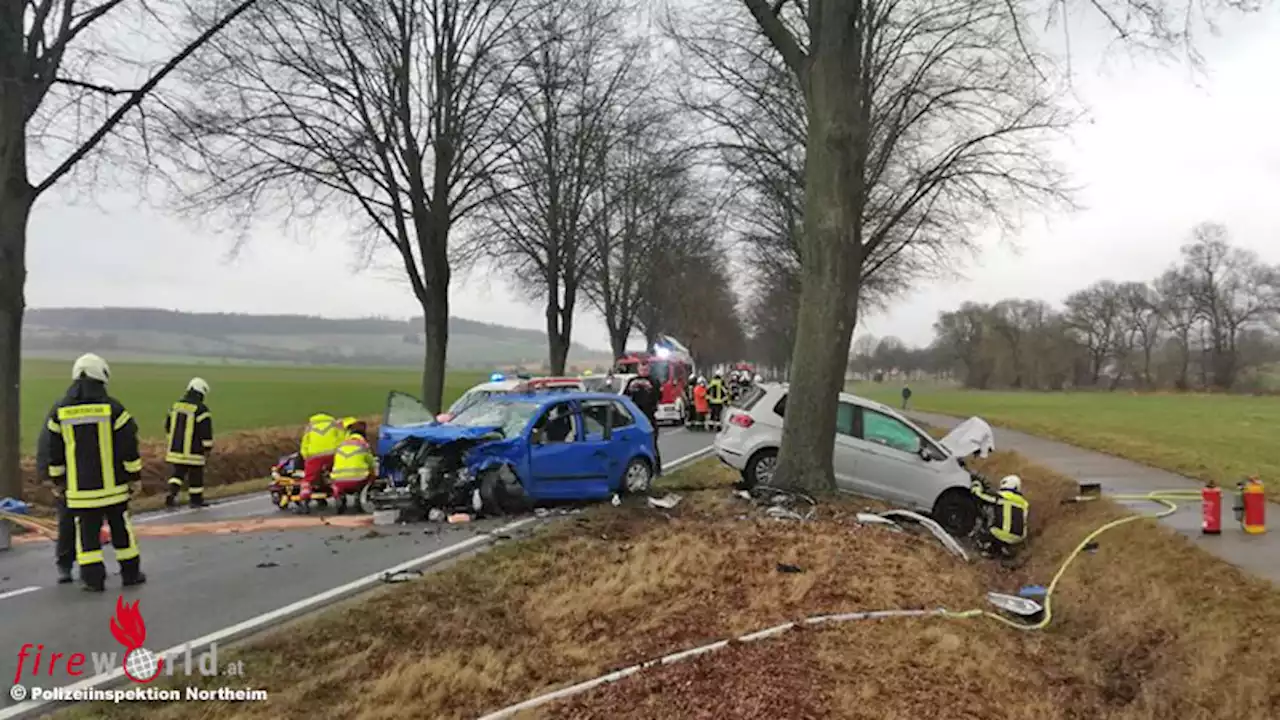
[852,382,1280,491]
[77,454,1280,720]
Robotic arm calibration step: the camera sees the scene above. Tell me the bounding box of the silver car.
[713,384,995,535]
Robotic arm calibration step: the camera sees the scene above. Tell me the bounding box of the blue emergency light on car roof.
[490,372,505,382]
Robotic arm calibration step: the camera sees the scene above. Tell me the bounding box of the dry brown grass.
[74,455,1280,720]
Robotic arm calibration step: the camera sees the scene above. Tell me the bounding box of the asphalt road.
[0,427,715,717]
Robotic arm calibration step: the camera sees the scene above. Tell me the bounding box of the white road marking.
[0,586,40,601]
[0,518,538,720]
[661,445,715,473]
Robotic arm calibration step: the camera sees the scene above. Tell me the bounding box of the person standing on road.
[36,354,146,592]
[901,384,912,410]
[692,377,709,431]
[297,412,343,511]
[164,378,214,509]
[626,375,662,473]
[706,373,728,431]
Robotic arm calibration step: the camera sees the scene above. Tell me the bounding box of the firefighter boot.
[335,494,348,515]
[121,558,147,587]
[79,563,106,593]
[189,492,206,509]
[56,565,73,584]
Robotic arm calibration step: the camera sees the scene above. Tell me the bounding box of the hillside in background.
[22,308,614,370]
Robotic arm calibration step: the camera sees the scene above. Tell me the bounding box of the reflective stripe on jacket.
[707,380,728,404]
[37,380,143,510]
[300,414,343,459]
[973,484,1029,545]
[165,395,214,465]
[330,434,376,482]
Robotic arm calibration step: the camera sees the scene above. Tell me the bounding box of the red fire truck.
[614,340,694,426]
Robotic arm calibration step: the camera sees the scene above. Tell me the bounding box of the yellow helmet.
[341,416,359,428]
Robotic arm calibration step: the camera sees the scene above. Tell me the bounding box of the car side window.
[532,402,577,443]
[860,409,923,454]
[836,402,856,436]
[610,400,635,427]
[580,401,611,436]
[773,394,787,418]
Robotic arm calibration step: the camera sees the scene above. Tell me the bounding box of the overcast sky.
[24,4,1280,353]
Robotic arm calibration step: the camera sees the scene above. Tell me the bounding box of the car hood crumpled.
[382,422,504,445]
[938,416,996,459]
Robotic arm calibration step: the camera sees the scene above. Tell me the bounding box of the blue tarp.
[0,497,30,514]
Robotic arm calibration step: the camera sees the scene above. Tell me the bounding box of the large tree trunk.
[771,45,861,496]
[546,301,570,375]
[608,327,628,359]
[420,285,449,414]
[0,14,32,500]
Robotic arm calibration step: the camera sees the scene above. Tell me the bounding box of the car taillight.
[730,413,754,428]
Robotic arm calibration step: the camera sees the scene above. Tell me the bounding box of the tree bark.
[770,43,862,496]
[419,285,449,413]
[608,327,628,359]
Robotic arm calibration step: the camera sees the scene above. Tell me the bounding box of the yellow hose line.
[947,491,1184,630]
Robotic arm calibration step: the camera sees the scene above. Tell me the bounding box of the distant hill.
[21,308,614,370]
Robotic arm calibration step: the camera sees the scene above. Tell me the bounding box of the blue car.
[372,390,659,515]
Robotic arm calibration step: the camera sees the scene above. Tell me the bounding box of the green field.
[851,382,1280,490]
[19,359,487,454]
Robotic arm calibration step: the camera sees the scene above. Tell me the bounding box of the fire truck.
[614,337,694,426]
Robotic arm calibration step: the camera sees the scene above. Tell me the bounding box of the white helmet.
[999,475,1022,493]
[71,353,110,383]
[753,374,763,383]
[187,377,210,397]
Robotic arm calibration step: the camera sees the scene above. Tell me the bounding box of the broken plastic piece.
[382,569,423,583]
[776,563,804,573]
[611,494,622,507]
[647,494,682,509]
[427,508,447,522]
[733,490,751,500]
[855,512,903,531]
[448,513,473,524]
[878,510,970,561]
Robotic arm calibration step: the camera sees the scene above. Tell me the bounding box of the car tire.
[620,457,653,495]
[932,489,978,537]
[742,448,778,490]
[479,465,530,516]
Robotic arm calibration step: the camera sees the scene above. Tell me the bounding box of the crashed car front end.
[370,423,530,517]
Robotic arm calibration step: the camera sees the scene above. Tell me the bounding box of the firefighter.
[297,412,343,512]
[330,419,376,514]
[36,354,146,592]
[164,378,214,509]
[691,377,709,431]
[971,474,1029,558]
[706,373,728,431]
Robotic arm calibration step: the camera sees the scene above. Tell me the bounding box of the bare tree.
[475,0,645,374]
[706,0,1077,492]
[1118,281,1163,388]
[0,0,261,500]
[158,0,534,412]
[934,302,998,389]
[1064,280,1124,384]
[1154,267,1198,389]
[582,109,693,357]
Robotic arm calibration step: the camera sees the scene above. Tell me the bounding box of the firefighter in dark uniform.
[165,378,214,508]
[36,354,147,592]
[625,374,661,473]
[971,474,1029,558]
[706,373,729,430]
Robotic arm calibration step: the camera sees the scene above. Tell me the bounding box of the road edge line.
[0,517,538,720]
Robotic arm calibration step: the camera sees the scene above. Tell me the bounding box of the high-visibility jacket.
[707,379,728,405]
[300,414,343,459]
[330,434,376,482]
[36,379,143,510]
[972,482,1029,545]
[165,390,214,466]
[693,385,709,413]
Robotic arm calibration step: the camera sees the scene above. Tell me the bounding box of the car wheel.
[479,465,530,516]
[621,457,653,495]
[358,482,375,513]
[743,448,778,489]
[932,489,978,537]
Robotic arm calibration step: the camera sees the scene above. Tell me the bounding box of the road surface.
[0,427,716,717]
[909,410,1280,587]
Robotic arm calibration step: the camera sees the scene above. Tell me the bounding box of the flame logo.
[110,596,164,683]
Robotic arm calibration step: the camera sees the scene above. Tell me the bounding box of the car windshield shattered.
[449,399,540,437]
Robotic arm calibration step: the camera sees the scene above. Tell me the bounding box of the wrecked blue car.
[370,391,658,516]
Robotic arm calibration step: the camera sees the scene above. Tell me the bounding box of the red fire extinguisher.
[1202,481,1222,535]
[1241,477,1266,535]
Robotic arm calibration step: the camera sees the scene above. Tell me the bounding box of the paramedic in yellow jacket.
[330,419,377,514]
[298,412,344,508]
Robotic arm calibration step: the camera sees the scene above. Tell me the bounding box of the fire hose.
[475,489,1198,720]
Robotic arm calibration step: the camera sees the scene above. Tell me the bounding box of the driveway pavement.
[910,410,1280,587]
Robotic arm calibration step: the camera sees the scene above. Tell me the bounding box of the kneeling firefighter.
[329,419,376,514]
[298,412,344,510]
[970,474,1029,557]
[165,378,214,508]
